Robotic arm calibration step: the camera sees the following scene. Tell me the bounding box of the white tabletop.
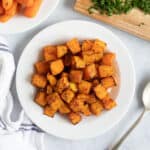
[4,0,150,149]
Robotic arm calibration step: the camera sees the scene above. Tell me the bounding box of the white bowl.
[0,0,59,34]
[16,20,136,140]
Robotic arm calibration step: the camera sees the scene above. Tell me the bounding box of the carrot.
[0,1,17,22]
[5,1,17,16]
[24,0,42,18]
[0,15,13,22]
[2,0,13,10]
[0,2,4,14]
[16,0,34,7]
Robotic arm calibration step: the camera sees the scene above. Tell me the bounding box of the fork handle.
[111,109,147,150]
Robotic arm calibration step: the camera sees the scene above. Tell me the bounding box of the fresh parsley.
[89,0,150,16]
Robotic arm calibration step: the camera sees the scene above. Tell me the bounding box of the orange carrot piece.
[0,3,4,14]
[24,0,42,18]
[0,2,17,22]
[16,0,34,7]
[2,0,13,10]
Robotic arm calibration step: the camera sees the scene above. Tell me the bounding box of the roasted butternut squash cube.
[67,38,81,54]
[46,93,62,110]
[76,94,97,104]
[61,89,75,103]
[46,85,53,94]
[83,54,95,65]
[57,45,68,58]
[92,39,106,53]
[84,64,97,80]
[43,45,57,61]
[59,101,71,114]
[102,53,116,66]
[81,104,91,116]
[70,98,84,112]
[34,61,49,74]
[69,70,83,83]
[35,91,47,106]
[98,65,114,78]
[32,74,47,88]
[94,84,107,100]
[90,101,103,116]
[68,112,82,125]
[78,80,92,94]
[47,73,57,86]
[72,56,85,69]
[82,40,93,51]
[94,53,103,62]
[0,4,4,15]
[44,105,57,117]
[56,76,69,93]
[69,82,78,93]
[101,77,116,89]
[50,59,64,75]
[76,94,90,101]
[83,52,103,64]
[85,94,97,104]
[102,96,116,110]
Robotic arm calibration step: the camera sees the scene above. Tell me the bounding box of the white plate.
[0,0,59,34]
[16,20,136,140]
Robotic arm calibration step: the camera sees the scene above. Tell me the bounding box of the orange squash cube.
[94,84,108,100]
[34,61,49,74]
[101,77,116,89]
[90,101,103,116]
[98,65,114,78]
[56,76,69,94]
[78,80,92,94]
[102,53,116,66]
[82,40,93,51]
[50,59,64,75]
[67,38,81,54]
[72,56,85,69]
[61,89,75,103]
[44,105,57,117]
[35,91,47,106]
[84,64,97,80]
[81,104,91,116]
[46,93,62,110]
[85,94,97,104]
[70,98,84,112]
[68,112,82,125]
[102,96,117,110]
[43,45,57,61]
[92,39,106,53]
[57,45,68,58]
[69,70,83,83]
[47,73,57,86]
[59,101,71,114]
[32,74,47,88]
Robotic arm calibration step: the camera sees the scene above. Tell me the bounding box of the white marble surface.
[3,0,150,150]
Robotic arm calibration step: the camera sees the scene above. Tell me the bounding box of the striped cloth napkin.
[0,36,44,150]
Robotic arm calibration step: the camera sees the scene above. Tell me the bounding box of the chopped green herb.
[89,0,150,15]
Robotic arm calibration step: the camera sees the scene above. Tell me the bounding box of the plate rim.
[16,20,136,140]
[0,0,59,34]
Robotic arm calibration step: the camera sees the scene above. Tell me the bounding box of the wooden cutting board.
[74,0,150,41]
